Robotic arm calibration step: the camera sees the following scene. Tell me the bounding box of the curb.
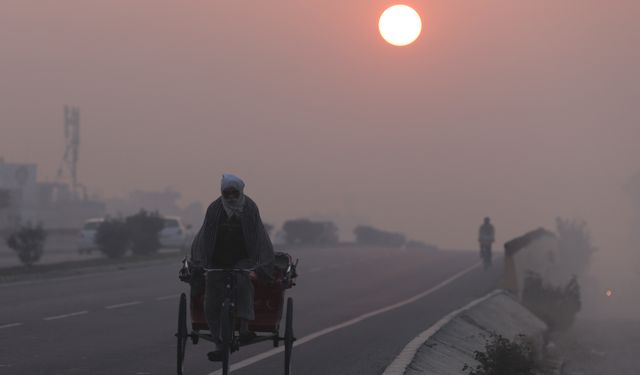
[382,290,504,375]
[383,289,550,375]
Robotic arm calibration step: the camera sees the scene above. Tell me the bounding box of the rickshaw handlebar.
[181,257,261,272]
[202,266,257,273]
[179,256,298,284]
[179,261,259,283]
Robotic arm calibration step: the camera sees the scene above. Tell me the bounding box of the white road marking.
[208,261,482,375]
[105,301,142,309]
[0,322,23,329]
[156,294,180,301]
[43,311,89,321]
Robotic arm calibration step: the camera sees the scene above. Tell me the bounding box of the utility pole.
[58,105,80,196]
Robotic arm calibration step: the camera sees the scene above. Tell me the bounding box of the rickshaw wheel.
[220,344,231,375]
[176,293,188,375]
[220,301,233,375]
[284,297,294,375]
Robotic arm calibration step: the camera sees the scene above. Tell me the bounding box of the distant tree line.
[95,209,164,258]
[354,225,406,247]
[275,219,437,251]
[281,219,339,245]
[353,225,438,251]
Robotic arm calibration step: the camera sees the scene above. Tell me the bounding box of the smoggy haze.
[1,1,639,250]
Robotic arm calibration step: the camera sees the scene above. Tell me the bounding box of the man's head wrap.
[221,174,246,217]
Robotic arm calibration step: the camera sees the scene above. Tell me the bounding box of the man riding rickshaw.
[178,174,297,375]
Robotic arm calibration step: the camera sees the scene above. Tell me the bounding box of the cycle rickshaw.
[176,252,298,375]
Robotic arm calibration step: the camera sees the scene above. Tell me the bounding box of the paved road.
[0,246,185,268]
[0,246,500,375]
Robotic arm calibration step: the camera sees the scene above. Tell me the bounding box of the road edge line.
[381,289,503,375]
[208,261,482,375]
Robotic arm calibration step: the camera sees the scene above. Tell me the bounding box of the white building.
[0,159,38,228]
[0,158,105,230]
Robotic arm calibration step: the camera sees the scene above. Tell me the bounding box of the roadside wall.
[385,290,547,375]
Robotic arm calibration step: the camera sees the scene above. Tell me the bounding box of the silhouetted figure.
[478,217,495,268]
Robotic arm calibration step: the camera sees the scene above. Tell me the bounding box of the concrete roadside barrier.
[383,290,548,375]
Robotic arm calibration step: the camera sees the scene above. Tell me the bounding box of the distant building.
[0,159,38,228]
[0,159,105,230]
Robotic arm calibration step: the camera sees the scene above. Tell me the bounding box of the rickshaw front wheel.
[219,301,233,375]
[284,297,294,375]
[176,293,188,375]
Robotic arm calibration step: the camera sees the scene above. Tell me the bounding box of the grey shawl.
[190,196,275,270]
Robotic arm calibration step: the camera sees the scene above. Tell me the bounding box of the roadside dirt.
[551,319,640,375]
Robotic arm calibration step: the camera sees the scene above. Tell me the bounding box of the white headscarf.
[220,174,246,218]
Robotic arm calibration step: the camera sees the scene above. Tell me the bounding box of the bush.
[95,218,130,258]
[126,210,164,255]
[464,334,536,375]
[555,218,596,277]
[5,222,47,266]
[521,271,581,331]
[282,219,339,245]
[354,225,406,248]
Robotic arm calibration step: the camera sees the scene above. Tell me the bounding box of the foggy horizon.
[2,2,640,374]
[1,1,638,251]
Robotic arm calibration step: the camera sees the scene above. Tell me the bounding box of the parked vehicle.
[160,216,189,250]
[77,218,104,254]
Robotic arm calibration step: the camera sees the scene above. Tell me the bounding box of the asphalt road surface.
[0,246,501,375]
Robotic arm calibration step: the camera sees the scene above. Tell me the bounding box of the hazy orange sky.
[1,1,639,249]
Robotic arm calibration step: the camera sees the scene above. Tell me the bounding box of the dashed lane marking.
[105,301,143,309]
[43,310,89,321]
[0,322,23,329]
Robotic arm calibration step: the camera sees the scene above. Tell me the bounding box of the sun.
[378,5,422,47]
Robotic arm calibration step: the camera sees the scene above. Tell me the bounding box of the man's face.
[222,187,241,200]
